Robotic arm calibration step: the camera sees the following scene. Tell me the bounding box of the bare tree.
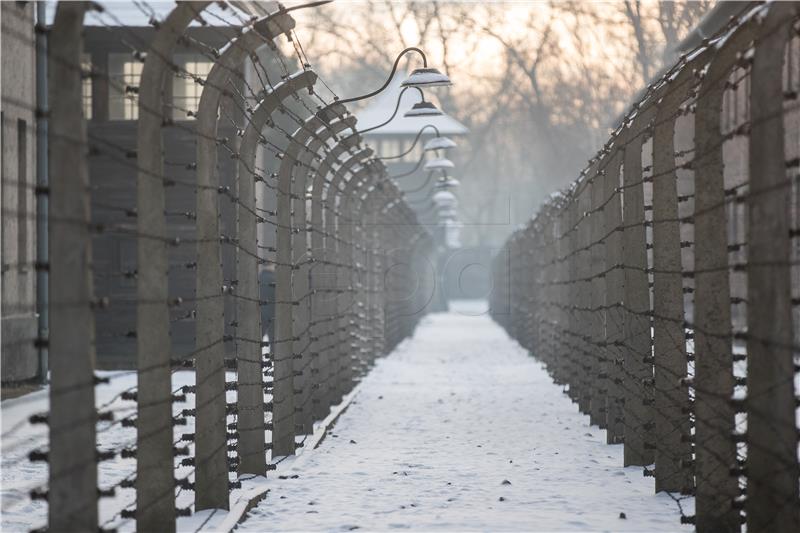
[291,0,712,246]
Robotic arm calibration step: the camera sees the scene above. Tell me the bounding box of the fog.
[287,0,712,246]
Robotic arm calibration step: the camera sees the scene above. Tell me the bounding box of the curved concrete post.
[693,20,758,532]
[309,136,363,417]
[302,115,356,422]
[194,8,296,508]
[370,182,408,356]
[553,205,569,387]
[400,201,431,336]
[279,109,345,436]
[410,214,431,328]
[356,170,413,360]
[398,204,425,339]
[536,216,552,370]
[278,111,356,434]
[651,52,709,494]
[360,190,383,365]
[587,159,608,429]
[325,151,373,401]
[575,170,595,419]
[236,70,318,463]
[380,194,417,347]
[520,227,535,351]
[135,2,210,529]
[746,5,799,531]
[601,146,625,445]
[565,191,581,404]
[361,180,402,365]
[339,165,384,378]
[270,83,352,457]
[47,4,96,531]
[619,104,656,467]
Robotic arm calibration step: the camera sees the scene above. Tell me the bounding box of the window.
[404,138,423,163]
[380,138,401,159]
[108,54,142,120]
[172,55,213,120]
[82,54,92,120]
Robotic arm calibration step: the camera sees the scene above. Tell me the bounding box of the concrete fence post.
[566,194,581,403]
[620,110,655,467]
[602,148,625,444]
[313,139,362,410]
[577,179,594,416]
[279,108,356,436]
[650,56,705,494]
[556,205,571,389]
[589,161,608,429]
[135,3,208,528]
[309,114,359,420]
[746,5,800,531]
[237,70,317,462]
[693,20,754,532]
[523,228,537,354]
[363,190,384,366]
[323,150,372,403]
[333,164,373,395]
[539,213,556,377]
[236,71,316,475]
[289,114,357,429]
[195,8,295,508]
[47,4,96,531]
[339,163,383,379]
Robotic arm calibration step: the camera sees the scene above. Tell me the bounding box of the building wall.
[1,2,39,383]
[82,27,242,368]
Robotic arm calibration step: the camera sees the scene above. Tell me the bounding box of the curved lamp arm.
[378,124,441,161]
[336,46,428,106]
[403,170,437,194]
[390,151,426,179]
[355,86,424,135]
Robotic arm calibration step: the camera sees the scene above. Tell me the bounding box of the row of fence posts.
[491,3,800,533]
[39,1,433,531]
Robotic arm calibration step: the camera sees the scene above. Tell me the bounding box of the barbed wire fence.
[1,1,435,531]
[491,2,800,532]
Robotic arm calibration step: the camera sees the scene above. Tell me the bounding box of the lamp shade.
[434,176,461,189]
[404,101,443,118]
[423,136,457,152]
[438,211,458,223]
[401,67,452,88]
[432,190,458,208]
[424,158,455,171]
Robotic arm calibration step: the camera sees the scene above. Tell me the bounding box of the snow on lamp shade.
[401,67,452,88]
[434,176,461,189]
[404,101,443,118]
[424,158,455,171]
[438,204,458,216]
[423,136,457,152]
[433,190,458,209]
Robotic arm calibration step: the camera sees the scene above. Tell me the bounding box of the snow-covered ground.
[237,300,692,532]
[0,370,232,532]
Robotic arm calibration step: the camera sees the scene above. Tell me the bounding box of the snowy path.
[238,301,691,532]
